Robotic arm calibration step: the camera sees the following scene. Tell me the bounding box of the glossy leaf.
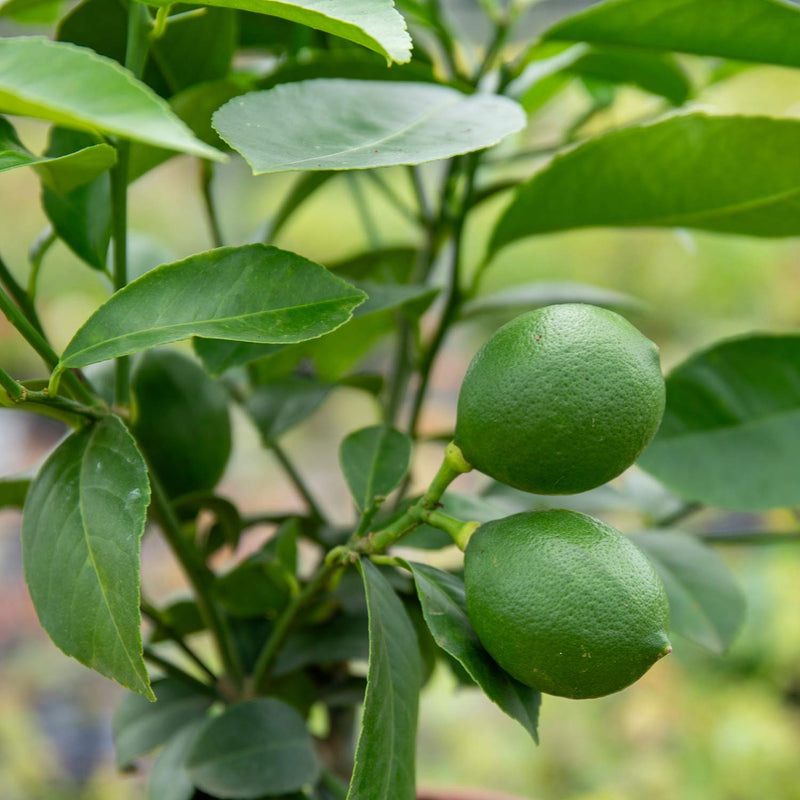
[348,559,422,800]
[340,425,412,511]
[245,377,333,443]
[148,720,205,800]
[0,475,30,509]
[22,415,152,697]
[213,80,526,173]
[544,0,800,69]
[405,561,540,742]
[113,679,213,768]
[0,37,222,159]
[640,334,800,510]
[58,244,367,371]
[132,350,231,498]
[0,116,115,193]
[491,113,800,253]
[635,530,745,653]
[186,698,320,799]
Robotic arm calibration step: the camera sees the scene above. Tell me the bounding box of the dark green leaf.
[348,559,422,800]
[544,0,800,69]
[148,720,205,800]
[149,599,205,644]
[491,113,800,254]
[114,679,213,768]
[331,247,417,284]
[640,334,800,510]
[0,475,30,509]
[404,561,540,742]
[186,698,320,799]
[213,80,526,173]
[132,350,231,499]
[22,415,152,697]
[0,37,222,159]
[58,244,367,371]
[635,530,746,653]
[245,377,333,443]
[340,425,411,511]
[215,556,293,618]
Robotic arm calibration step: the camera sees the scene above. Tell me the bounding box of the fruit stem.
[422,441,473,507]
[409,506,480,551]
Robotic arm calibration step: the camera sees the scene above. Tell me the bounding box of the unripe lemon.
[455,304,665,494]
[464,510,671,699]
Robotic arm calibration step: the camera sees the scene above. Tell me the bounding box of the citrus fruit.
[464,509,671,699]
[455,303,665,495]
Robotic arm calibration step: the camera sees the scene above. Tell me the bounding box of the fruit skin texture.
[464,510,671,699]
[455,303,665,495]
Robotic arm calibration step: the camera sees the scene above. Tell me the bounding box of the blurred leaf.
[507,44,581,114]
[267,171,336,242]
[215,556,293,618]
[114,679,212,769]
[404,561,541,742]
[0,476,30,509]
[132,350,231,499]
[22,416,153,698]
[544,0,800,68]
[262,518,300,574]
[348,559,422,800]
[58,244,367,370]
[148,720,205,800]
[640,334,800,510]
[0,0,64,22]
[149,599,205,644]
[491,114,800,254]
[213,80,525,173]
[340,425,412,511]
[186,698,320,798]
[0,37,222,159]
[402,493,504,549]
[245,377,333,443]
[331,247,417,284]
[635,530,746,653]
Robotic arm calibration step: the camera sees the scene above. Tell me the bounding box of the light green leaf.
[22,415,153,697]
[213,80,526,173]
[340,425,412,511]
[148,720,205,800]
[544,0,800,69]
[635,531,746,653]
[348,559,422,800]
[0,37,223,159]
[57,244,367,371]
[491,113,800,254]
[640,334,800,510]
[245,377,333,443]
[186,698,320,799]
[114,679,213,768]
[405,561,540,742]
[0,116,115,193]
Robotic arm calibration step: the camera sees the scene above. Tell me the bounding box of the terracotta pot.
[417,789,529,800]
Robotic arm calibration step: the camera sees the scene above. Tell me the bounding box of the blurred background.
[2,40,800,800]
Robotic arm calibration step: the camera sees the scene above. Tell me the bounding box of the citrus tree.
[2,0,799,797]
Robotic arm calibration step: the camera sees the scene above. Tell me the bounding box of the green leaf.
[58,244,367,371]
[148,720,205,800]
[245,377,333,443]
[213,79,526,173]
[168,0,412,64]
[0,116,115,193]
[215,555,293,618]
[0,475,30,510]
[186,698,321,799]
[0,37,222,159]
[544,0,800,69]
[348,559,422,800]
[0,0,64,22]
[635,531,746,653]
[149,599,205,644]
[491,113,800,254]
[22,415,153,698]
[340,425,412,511]
[132,350,231,499]
[113,679,213,769]
[404,562,540,742]
[639,334,800,510]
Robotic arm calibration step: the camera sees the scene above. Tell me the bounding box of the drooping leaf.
[22,415,153,697]
[186,698,320,799]
[635,530,745,653]
[348,559,422,800]
[113,679,213,769]
[340,425,412,511]
[213,79,526,173]
[132,350,231,499]
[0,475,30,510]
[0,38,222,159]
[544,0,800,69]
[148,720,205,800]
[57,244,367,372]
[640,334,800,510]
[245,377,334,443]
[491,113,800,254]
[404,561,540,742]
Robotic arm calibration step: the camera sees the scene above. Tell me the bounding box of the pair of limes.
[452,304,670,699]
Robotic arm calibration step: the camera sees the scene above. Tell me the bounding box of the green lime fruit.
[464,510,671,699]
[455,303,665,495]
